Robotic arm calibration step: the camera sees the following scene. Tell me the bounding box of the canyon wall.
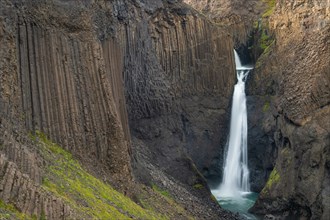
[0,0,237,219]
[184,0,277,192]
[248,0,330,219]
[185,0,330,219]
[124,1,236,189]
[0,0,132,188]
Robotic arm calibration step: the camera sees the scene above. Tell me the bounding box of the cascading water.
[219,50,251,197]
[211,50,257,220]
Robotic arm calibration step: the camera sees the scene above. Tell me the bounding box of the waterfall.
[213,50,252,198]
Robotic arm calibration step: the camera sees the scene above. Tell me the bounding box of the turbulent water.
[211,50,257,219]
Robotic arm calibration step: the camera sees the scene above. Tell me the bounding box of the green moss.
[210,195,217,202]
[262,168,280,194]
[31,131,167,220]
[263,101,270,112]
[260,30,274,50]
[0,199,31,220]
[255,40,275,69]
[151,184,172,199]
[262,0,276,18]
[40,211,46,220]
[193,184,204,190]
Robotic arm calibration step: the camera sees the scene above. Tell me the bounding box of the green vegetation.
[193,183,204,190]
[262,168,280,194]
[262,0,276,18]
[263,100,270,112]
[210,195,217,202]
[136,185,193,220]
[259,0,276,50]
[260,29,274,50]
[249,0,276,60]
[0,199,30,220]
[31,131,167,220]
[151,184,172,199]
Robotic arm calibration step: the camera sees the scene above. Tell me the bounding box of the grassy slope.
[24,131,192,219]
[0,199,31,220]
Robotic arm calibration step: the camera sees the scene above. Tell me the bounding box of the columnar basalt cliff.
[1,1,133,188]
[0,0,237,219]
[124,1,236,188]
[248,1,330,219]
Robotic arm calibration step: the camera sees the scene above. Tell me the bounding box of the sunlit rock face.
[183,0,267,42]
[248,1,330,219]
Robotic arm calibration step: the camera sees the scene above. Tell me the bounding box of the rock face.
[0,0,237,219]
[184,0,277,191]
[0,0,132,188]
[246,96,277,192]
[183,0,267,43]
[0,118,75,218]
[248,1,330,219]
[124,1,236,188]
[185,1,330,219]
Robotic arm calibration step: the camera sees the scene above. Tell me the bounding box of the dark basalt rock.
[0,0,238,219]
[246,95,277,192]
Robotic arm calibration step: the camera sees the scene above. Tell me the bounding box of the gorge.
[211,51,256,219]
[0,0,329,220]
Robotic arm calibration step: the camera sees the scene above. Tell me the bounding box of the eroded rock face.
[248,1,330,219]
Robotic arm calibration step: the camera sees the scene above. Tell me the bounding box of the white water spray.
[212,50,252,198]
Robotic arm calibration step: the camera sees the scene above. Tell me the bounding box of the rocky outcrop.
[183,0,268,43]
[0,116,75,218]
[248,0,330,219]
[246,96,277,192]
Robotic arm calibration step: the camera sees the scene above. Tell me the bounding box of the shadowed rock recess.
[0,0,237,219]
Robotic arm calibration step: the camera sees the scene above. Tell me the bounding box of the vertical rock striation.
[0,0,237,219]
[1,0,132,188]
[124,0,236,189]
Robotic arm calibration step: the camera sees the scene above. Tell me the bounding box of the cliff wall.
[183,0,277,191]
[185,0,330,219]
[0,0,132,187]
[248,0,330,219]
[183,0,268,43]
[0,0,237,219]
[124,1,236,188]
